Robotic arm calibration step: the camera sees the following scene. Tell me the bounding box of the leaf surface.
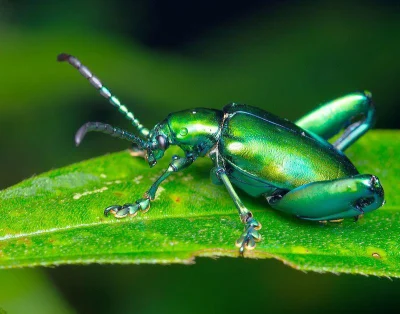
[0,131,399,276]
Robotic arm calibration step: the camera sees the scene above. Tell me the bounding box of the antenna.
[75,122,147,149]
[57,53,150,138]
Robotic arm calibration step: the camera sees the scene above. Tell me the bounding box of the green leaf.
[0,130,399,277]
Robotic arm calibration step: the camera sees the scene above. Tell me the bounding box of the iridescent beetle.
[58,53,385,254]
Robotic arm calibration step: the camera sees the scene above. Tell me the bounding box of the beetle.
[58,53,385,254]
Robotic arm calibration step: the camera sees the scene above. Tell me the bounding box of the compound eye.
[156,135,169,150]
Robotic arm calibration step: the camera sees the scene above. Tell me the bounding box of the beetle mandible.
[58,53,385,254]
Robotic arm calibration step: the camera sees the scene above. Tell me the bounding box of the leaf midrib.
[0,211,244,242]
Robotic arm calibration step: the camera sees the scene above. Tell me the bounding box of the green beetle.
[58,53,385,254]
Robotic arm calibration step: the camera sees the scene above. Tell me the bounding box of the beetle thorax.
[167,108,224,156]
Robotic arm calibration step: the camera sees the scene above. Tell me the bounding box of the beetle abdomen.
[219,104,358,192]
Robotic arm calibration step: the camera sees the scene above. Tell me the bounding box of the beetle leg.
[295,91,375,151]
[104,155,195,218]
[267,174,384,221]
[214,167,262,255]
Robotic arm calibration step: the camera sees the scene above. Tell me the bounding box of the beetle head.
[145,121,171,167]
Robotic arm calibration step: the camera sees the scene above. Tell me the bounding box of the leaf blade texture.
[0,131,399,276]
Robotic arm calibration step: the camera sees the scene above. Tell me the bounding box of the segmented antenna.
[75,122,147,149]
[57,53,150,138]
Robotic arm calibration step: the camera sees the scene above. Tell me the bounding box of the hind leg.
[295,91,375,151]
[267,174,384,221]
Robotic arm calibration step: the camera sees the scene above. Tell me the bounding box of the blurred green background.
[0,0,400,313]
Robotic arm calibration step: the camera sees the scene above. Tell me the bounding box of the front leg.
[105,154,195,218]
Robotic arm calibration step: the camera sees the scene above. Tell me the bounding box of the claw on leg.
[104,198,151,218]
[104,205,121,216]
[104,204,132,218]
[235,217,262,256]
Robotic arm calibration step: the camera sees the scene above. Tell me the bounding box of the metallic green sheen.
[295,92,371,140]
[65,53,384,253]
[219,104,358,194]
[63,54,384,253]
[269,174,384,219]
[166,108,223,156]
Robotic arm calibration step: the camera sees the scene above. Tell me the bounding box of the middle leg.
[214,167,262,254]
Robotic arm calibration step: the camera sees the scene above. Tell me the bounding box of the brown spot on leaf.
[372,253,381,259]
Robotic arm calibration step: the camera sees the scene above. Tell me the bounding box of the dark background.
[0,0,399,313]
